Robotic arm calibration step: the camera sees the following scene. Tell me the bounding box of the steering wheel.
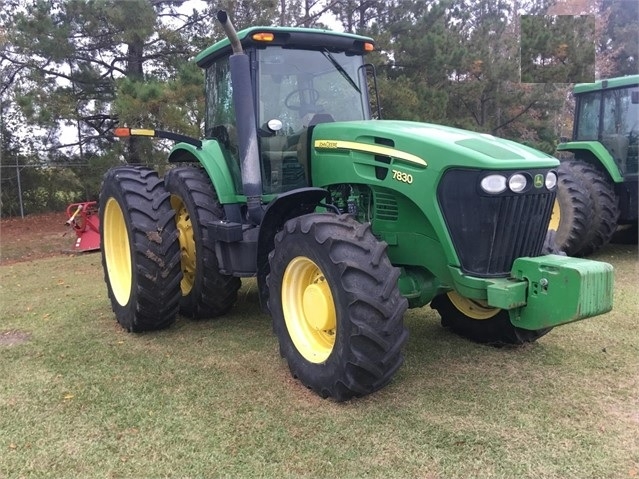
[284,88,321,111]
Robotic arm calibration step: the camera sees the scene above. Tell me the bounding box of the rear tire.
[431,291,550,345]
[550,160,595,256]
[164,167,241,319]
[267,213,408,401]
[571,160,619,256]
[99,166,182,332]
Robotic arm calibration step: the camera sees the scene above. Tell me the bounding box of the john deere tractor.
[552,75,638,256]
[100,12,613,401]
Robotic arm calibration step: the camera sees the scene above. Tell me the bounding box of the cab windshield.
[256,47,370,193]
[257,47,370,132]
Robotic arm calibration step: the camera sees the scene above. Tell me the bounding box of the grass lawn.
[0,245,637,478]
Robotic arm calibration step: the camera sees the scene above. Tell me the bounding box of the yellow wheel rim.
[171,196,196,296]
[282,256,337,363]
[447,291,500,320]
[103,198,132,306]
[548,198,561,231]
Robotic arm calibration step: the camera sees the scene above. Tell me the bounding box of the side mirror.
[267,119,283,132]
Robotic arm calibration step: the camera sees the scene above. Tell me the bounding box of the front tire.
[431,291,550,345]
[267,214,408,401]
[99,166,182,332]
[164,167,241,319]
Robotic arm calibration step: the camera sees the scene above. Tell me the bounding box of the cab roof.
[195,26,375,68]
[573,74,639,95]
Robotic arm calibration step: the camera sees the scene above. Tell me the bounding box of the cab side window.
[205,58,242,192]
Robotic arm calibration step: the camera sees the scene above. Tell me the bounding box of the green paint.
[508,255,614,330]
[168,141,243,204]
[190,27,614,331]
[557,140,624,183]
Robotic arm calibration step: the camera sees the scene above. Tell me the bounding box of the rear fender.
[557,141,623,182]
[168,141,242,204]
[256,187,329,312]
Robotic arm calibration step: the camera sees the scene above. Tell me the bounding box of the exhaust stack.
[216,10,264,224]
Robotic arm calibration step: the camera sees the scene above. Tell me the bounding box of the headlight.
[545,171,557,190]
[480,174,507,194]
[508,173,527,193]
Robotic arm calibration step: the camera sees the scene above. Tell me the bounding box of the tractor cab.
[555,75,639,253]
[569,75,639,176]
[196,27,376,194]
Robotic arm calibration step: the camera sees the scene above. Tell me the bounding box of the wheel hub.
[282,256,336,363]
[171,196,196,296]
[302,282,336,331]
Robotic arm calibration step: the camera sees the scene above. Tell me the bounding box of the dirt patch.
[0,211,79,264]
[0,330,31,346]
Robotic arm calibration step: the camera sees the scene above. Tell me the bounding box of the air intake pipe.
[216,10,264,224]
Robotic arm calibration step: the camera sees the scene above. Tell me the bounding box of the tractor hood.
[311,120,558,170]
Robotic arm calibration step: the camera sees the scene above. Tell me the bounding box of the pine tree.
[1,0,223,165]
[599,0,638,76]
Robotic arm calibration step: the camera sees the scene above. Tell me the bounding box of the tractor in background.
[552,75,638,256]
[99,12,613,401]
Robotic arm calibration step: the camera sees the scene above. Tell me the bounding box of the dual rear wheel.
[99,166,240,331]
[550,159,620,256]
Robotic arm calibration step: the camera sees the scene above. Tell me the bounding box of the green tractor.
[552,75,639,256]
[100,12,613,401]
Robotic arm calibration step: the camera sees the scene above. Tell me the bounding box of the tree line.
[1,0,636,216]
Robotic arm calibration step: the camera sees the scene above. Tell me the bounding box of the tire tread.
[164,167,241,318]
[268,213,408,401]
[100,166,182,332]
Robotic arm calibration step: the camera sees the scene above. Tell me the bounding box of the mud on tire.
[164,166,241,319]
[267,213,409,401]
[99,166,182,332]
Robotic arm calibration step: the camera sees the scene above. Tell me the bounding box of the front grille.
[438,168,555,277]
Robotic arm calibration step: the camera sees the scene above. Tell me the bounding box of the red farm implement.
[65,201,100,252]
